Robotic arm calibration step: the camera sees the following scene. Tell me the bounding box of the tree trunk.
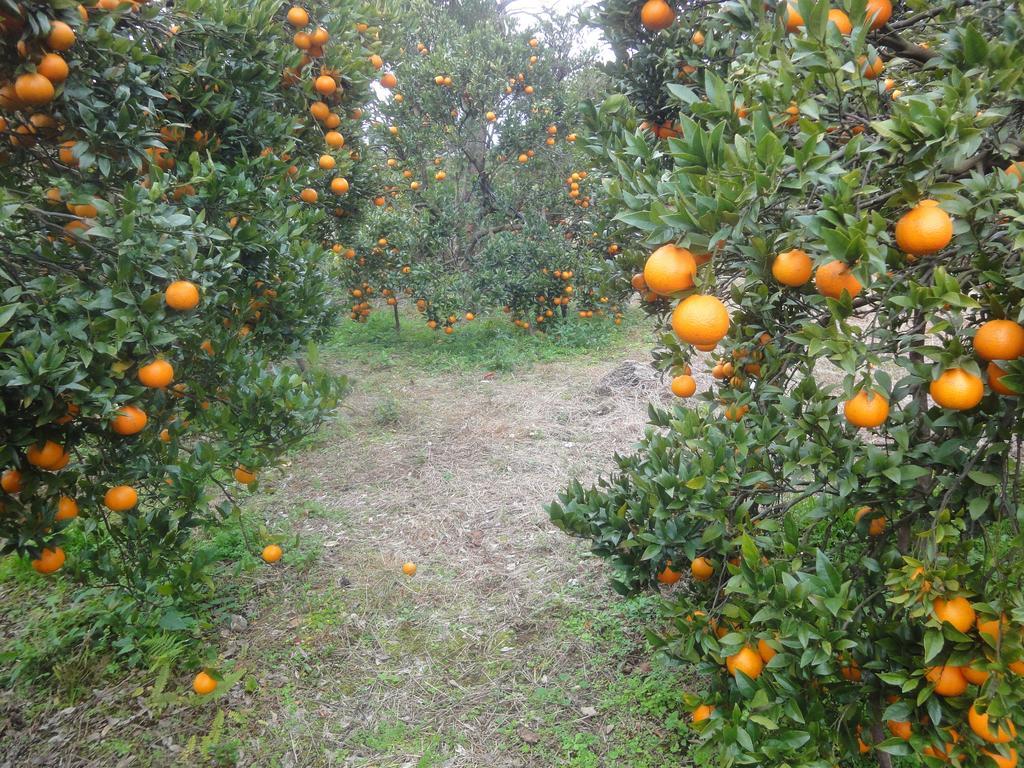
[393,302,400,334]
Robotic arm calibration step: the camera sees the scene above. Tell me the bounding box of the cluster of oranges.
[564,170,591,208]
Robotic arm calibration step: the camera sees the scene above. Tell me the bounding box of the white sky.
[504,0,607,57]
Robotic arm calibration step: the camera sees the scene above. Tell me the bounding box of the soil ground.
[0,315,702,768]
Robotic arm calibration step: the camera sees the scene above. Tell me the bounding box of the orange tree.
[336,0,631,334]
[549,0,1024,765]
[0,0,375,648]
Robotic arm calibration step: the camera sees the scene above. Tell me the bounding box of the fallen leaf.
[518,726,540,745]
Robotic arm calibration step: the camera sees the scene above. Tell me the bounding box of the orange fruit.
[402,561,417,576]
[32,546,66,574]
[933,596,976,633]
[657,564,681,584]
[982,748,1019,768]
[930,368,984,410]
[234,466,256,484]
[988,363,1017,396]
[815,260,862,299]
[192,671,217,695]
[672,295,730,347]
[26,440,64,469]
[286,6,308,26]
[37,53,69,84]
[858,55,885,79]
[692,30,704,45]
[963,662,991,686]
[165,280,199,311]
[14,72,54,105]
[104,485,138,511]
[325,130,345,148]
[974,319,1024,361]
[691,704,714,722]
[138,359,174,388]
[1,468,22,493]
[895,200,953,255]
[309,101,330,121]
[640,0,675,31]
[969,703,1017,744]
[839,658,862,681]
[261,544,283,563]
[757,638,777,663]
[888,720,912,740]
[865,0,893,29]
[726,646,764,679]
[330,177,350,194]
[771,248,813,286]
[644,244,696,295]
[55,496,79,521]
[300,188,318,203]
[111,405,148,436]
[671,374,697,398]
[319,154,336,170]
[369,54,383,70]
[380,72,397,89]
[46,20,76,51]
[486,111,497,121]
[854,506,887,536]
[844,389,889,428]
[784,2,804,32]
[827,9,852,34]
[691,556,714,581]
[926,666,969,697]
[314,75,336,95]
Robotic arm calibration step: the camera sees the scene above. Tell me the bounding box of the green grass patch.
[328,307,646,373]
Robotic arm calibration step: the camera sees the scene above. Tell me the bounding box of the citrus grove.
[0,0,379,684]
[550,0,1024,766]
[335,0,632,333]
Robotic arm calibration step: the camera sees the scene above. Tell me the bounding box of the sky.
[503,0,608,57]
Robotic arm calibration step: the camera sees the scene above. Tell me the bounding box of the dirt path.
[2,348,699,768]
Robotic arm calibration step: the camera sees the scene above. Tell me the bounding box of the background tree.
[337,0,631,333]
[0,0,375,651]
[551,0,1024,765]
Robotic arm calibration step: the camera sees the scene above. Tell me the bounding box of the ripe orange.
[56,496,79,521]
[380,72,397,89]
[37,53,69,84]
[858,55,884,79]
[26,440,64,469]
[930,368,984,410]
[933,596,976,633]
[895,200,953,255]
[486,111,497,122]
[969,703,1017,744]
[192,671,217,695]
[854,506,887,536]
[286,6,309,26]
[300,188,318,203]
[309,101,330,121]
[865,0,893,29]
[14,72,54,105]
[234,466,256,484]
[111,405,148,435]
[988,362,1018,396]
[314,75,336,95]
[672,295,730,347]
[644,244,696,295]
[369,54,383,70]
[844,389,889,428]
[319,154,336,170]
[402,561,417,576]
[784,2,804,32]
[330,177,350,194]
[435,170,447,181]
[757,638,777,663]
[47,20,76,51]
[325,130,345,148]
[261,543,283,563]
[671,374,697,398]
[691,556,714,581]
[963,662,991,686]
[977,614,1007,642]
[827,9,852,34]
[691,704,713,722]
[974,319,1024,361]
[771,248,812,286]
[926,666,969,697]
[982,748,1019,768]
[640,0,675,31]
[726,646,764,679]
[888,720,912,740]
[657,564,681,584]
[138,359,174,388]
[1,468,22,493]
[815,260,862,299]
[104,485,138,511]
[32,547,65,574]
[165,280,199,311]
